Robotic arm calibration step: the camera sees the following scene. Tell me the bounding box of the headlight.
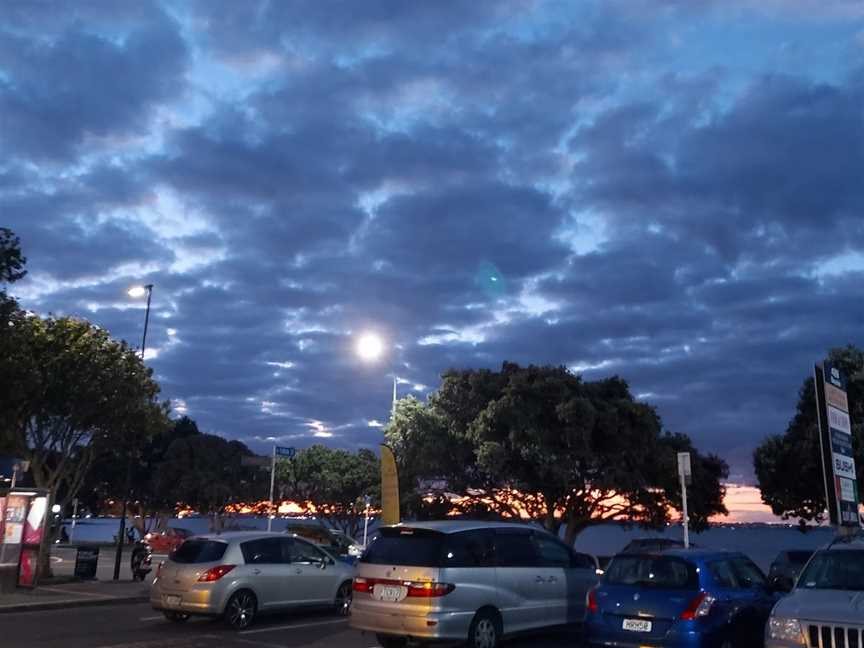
[768,617,805,644]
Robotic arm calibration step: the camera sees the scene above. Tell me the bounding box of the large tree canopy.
[276,445,379,537]
[0,314,170,508]
[154,432,266,513]
[386,362,728,543]
[0,227,26,285]
[754,345,864,525]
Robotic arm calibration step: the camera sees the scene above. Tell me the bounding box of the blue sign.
[276,446,296,459]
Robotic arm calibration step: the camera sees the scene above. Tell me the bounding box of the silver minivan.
[349,521,598,647]
[150,531,355,629]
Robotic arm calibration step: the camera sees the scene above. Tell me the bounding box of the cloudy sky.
[3,1,863,499]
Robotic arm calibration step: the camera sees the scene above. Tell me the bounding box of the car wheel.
[375,633,407,647]
[163,611,190,623]
[335,581,352,616]
[224,590,257,630]
[467,609,501,648]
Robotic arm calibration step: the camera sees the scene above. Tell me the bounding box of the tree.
[0,227,27,285]
[0,314,170,575]
[153,433,266,514]
[276,445,380,538]
[754,345,864,525]
[386,362,728,543]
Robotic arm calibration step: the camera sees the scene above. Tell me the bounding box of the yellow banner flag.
[380,444,400,526]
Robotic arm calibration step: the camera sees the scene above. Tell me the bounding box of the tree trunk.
[36,489,55,581]
[563,513,590,547]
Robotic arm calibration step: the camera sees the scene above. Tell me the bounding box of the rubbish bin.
[74,546,100,580]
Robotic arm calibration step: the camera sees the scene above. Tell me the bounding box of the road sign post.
[677,452,692,549]
[266,447,295,532]
[814,362,860,530]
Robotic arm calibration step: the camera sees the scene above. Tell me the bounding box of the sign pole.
[70,498,78,542]
[267,445,276,532]
[362,496,370,548]
[677,452,692,549]
[680,469,690,549]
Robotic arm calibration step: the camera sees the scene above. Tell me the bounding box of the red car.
[143,527,192,554]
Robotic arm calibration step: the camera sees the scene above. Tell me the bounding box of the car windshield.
[798,550,864,591]
[606,555,699,590]
[171,540,227,564]
[360,528,444,567]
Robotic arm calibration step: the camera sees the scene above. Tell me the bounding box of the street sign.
[814,362,860,528]
[275,446,296,459]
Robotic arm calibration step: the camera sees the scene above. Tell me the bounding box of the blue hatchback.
[585,549,781,647]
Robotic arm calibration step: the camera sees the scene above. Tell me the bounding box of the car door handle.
[548,576,558,583]
[295,568,303,575]
[252,569,261,575]
[536,576,546,583]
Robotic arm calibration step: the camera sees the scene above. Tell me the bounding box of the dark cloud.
[4,1,863,488]
[0,5,187,161]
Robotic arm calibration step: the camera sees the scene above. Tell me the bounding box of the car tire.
[163,611,190,623]
[335,580,352,616]
[375,634,407,647]
[467,609,501,648]
[224,590,257,630]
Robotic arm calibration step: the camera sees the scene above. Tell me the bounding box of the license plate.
[373,584,406,602]
[164,595,181,607]
[622,619,652,632]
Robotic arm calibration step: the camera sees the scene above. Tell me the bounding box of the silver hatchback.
[349,521,598,648]
[150,531,355,629]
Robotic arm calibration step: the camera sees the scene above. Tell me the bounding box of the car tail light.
[405,581,455,597]
[353,577,372,593]
[680,592,716,620]
[198,565,236,582]
[350,578,454,597]
[587,588,599,614]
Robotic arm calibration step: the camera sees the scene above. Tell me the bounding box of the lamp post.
[113,284,154,580]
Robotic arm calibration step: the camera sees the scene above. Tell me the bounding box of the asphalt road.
[0,602,585,648]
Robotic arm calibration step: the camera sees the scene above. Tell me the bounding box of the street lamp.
[113,283,154,580]
[355,332,397,416]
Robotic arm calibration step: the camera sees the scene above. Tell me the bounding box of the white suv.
[766,536,864,647]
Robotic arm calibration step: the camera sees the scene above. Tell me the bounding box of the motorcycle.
[130,540,152,581]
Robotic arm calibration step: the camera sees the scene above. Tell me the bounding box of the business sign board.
[814,362,860,528]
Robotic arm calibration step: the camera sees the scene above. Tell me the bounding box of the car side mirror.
[769,575,793,593]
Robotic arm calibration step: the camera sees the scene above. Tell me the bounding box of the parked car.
[150,531,355,629]
[767,550,813,586]
[586,548,782,647]
[765,536,864,648]
[283,519,358,560]
[350,521,598,648]
[619,538,688,554]
[144,527,192,554]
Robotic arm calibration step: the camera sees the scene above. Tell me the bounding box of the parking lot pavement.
[0,601,585,648]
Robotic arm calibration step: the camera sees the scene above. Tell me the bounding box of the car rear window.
[786,551,813,565]
[170,540,227,564]
[605,555,699,590]
[360,528,444,567]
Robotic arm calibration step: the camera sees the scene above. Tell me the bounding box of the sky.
[2,1,863,521]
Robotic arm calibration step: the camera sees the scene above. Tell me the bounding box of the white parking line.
[139,615,165,621]
[238,618,348,635]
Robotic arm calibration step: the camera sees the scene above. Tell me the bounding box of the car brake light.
[680,592,716,620]
[405,582,454,597]
[353,577,372,593]
[587,588,599,614]
[198,565,236,582]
